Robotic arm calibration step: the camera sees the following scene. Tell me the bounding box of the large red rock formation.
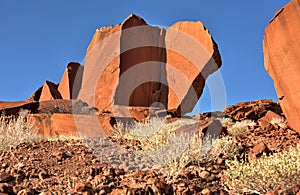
[78,14,221,116]
[7,14,222,137]
[263,0,300,133]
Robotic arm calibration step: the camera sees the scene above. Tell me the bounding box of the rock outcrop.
[39,81,62,101]
[263,0,300,133]
[29,81,62,102]
[58,62,83,99]
[225,100,283,121]
[78,14,221,116]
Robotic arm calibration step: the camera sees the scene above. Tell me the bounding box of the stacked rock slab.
[78,14,221,116]
[263,0,300,133]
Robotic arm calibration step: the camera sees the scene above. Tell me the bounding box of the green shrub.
[223,144,300,194]
[0,110,40,151]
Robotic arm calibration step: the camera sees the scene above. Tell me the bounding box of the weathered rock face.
[79,14,169,114]
[58,62,83,99]
[263,0,300,133]
[78,14,221,116]
[115,15,168,108]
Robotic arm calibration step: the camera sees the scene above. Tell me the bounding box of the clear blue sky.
[0,0,290,113]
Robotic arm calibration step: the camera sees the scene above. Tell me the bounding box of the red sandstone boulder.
[249,142,270,159]
[58,62,83,99]
[258,110,284,124]
[166,21,222,115]
[78,14,221,117]
[264,0,300,133]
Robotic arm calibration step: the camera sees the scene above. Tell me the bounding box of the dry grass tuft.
[227,120,256,137]
[223,144,300,194]
[0,110,41,151]
[210,136,242,159]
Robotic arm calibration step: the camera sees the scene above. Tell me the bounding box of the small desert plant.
[223,144,300,194]
[112,117,197,151]
[165,133,242,181]
[164,132,207,179]
[218,117,235,126]
[209,136,242,159]
[46,134,81,142]
[227,120,256,136]
[0,110,40,151]
[270,117,287,128]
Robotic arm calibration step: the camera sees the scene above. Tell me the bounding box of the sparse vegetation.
[113,117,219,179]
[46,134,81,142]
[112,117,197,151]
[163,132,206,179]
[210,136,242,159]
[270,117,287,128]
[218,117,235,126]
[0,109,40,151]
[227,120,256,136]
[223,144,300,194]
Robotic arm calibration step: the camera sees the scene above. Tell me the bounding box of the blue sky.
[0,0,290,113]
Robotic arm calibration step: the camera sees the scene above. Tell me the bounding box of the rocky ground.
[0,100,300,195]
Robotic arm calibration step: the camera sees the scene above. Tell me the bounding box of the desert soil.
[0,114,300,195]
